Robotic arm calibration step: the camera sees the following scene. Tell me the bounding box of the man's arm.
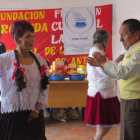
[87,49,140,80]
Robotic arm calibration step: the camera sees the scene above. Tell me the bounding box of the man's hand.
[87,57,100,66]
[92,52,107,67]
[87,52,107,67]
[114,54,124,64]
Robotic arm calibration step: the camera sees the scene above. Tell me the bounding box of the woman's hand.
[28,110,39,122]
[35,102,41,110]
[28,102,41,122]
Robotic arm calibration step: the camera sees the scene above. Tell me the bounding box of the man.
[0,25,6,54]
[87,19,140,140]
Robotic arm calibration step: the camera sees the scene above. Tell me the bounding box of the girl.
[85,29,120,140]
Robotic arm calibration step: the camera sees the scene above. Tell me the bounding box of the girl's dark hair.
[93,29,110,44]
[93,29,110,50]
[11,20,34,39]
[14,50,49,91]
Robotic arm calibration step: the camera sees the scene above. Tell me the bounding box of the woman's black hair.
[14,50,26,91]
[14,50,49,91]
[11,20,34,39]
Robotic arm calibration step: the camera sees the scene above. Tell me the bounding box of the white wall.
[0,0,113,10]
[114,0,140,59]
[0,0,140,60]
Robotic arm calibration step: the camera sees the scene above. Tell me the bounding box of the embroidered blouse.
[0,51,49,113]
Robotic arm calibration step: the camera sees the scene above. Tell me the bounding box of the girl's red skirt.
[85,92,120,127]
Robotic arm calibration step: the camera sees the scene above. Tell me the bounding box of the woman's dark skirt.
[0,110,47,140]
[85,92,120,127]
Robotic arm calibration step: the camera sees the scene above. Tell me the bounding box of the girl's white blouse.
[87,47,116,99]
[0,51,49,113]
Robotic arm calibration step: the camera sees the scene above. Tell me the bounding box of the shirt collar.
[127,40,140,54]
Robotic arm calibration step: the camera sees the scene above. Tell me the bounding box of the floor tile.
[45,118,119,140]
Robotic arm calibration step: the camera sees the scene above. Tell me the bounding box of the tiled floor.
[45,116,120,140]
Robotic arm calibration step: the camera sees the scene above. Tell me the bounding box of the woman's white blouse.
[87,47,116,99]
[0,51,49,113]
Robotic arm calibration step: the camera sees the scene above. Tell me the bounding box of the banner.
[62,7,96,55]
[0,4,112,65]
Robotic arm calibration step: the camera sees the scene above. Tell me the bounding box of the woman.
[85,29,120,140]
[0,20,49,140]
